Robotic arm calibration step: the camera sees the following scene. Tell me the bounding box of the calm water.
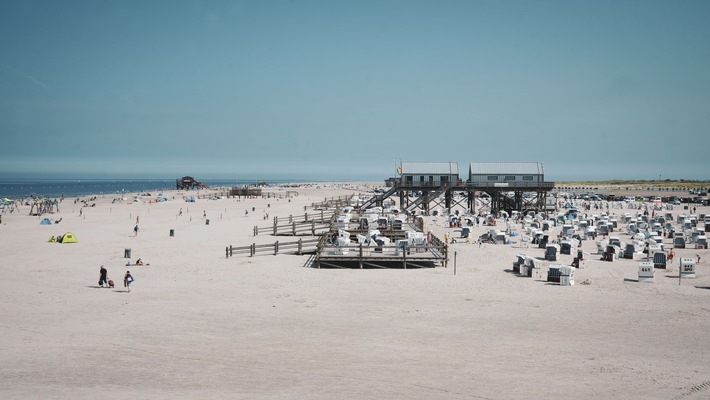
[0,179,276,199]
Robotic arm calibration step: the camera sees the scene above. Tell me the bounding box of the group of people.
[98,266,134,292]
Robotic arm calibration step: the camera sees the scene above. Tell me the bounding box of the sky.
[1,0,709,182]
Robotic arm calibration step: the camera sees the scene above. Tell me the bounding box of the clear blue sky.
[1,0,709,181]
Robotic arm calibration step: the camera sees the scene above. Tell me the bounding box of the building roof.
[402,162,459,175]
[469,162,544,175]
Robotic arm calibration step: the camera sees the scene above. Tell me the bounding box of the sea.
[0,178,297,199]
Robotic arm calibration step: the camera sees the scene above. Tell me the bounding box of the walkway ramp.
[360,186,398,210]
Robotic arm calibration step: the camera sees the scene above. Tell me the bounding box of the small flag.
[397,166,402,174]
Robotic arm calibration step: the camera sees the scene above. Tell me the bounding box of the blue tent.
[40,218,52,225]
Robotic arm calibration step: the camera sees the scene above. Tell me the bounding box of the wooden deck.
[226,202,449,269]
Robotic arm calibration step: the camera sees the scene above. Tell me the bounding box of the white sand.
[1,184,709,399]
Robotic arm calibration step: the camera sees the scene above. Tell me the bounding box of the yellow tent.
[59,232,78,243]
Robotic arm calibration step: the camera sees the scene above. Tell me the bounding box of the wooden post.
[275,240,279,255]
[250,244,255,257]
[403,245,407,269]
[304,212,308,222]
[298,238,302,255]
[273,217,277,235]
[321,210,324,222]
[226,246,229,258]
[292,222,296,236]
[357,243,362,269]
[230,245,233,257]
[444,245,449,268]
[289,214,293,224]
[312,221,316,235]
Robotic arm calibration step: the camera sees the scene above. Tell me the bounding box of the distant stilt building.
[374,161,555,215]
[176,176,204,190]
[467,162,554,214]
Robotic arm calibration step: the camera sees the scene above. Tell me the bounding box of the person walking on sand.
[133,224,139,236]
[124,271,133,292]
[203,210,206,219]
[179,208,183,216]
[99,265,108,287]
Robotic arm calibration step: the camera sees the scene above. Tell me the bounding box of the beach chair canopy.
[653,252,667,266]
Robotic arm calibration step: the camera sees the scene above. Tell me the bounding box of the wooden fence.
[226,238,320,258]
[253,210,337,236]
[189,191,232,199]
[314,241,448,269]
[186,189,297,200]
[310,195,353,210]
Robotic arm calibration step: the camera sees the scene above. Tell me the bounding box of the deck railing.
[226,238,321,258]
[466,181,556,189]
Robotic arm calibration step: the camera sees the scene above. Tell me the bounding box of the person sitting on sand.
[135,258,144,266]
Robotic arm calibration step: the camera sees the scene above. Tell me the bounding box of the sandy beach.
[1,184,709,399]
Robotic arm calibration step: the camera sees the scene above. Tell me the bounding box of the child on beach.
[124,271,133,292]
